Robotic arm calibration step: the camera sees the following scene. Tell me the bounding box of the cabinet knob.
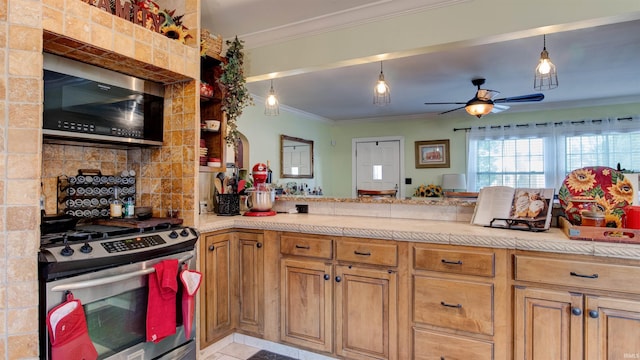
[588,310,599,318]
[324,274,330,281]
[208,245,215,251]
[571,307,582,316]
[256,242,262,248]
[335,276,342,282]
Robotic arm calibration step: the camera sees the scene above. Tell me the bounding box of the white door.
[352,137,403,198]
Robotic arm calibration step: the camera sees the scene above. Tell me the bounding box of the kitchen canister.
[625,206,640,229]
[217,194,240,216]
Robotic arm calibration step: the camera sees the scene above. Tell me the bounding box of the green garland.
[217,36,254,147]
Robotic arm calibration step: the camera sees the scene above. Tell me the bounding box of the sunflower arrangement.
[414,184,443,197]
[134,1,192,44]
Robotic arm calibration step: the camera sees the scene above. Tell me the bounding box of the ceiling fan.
[424,78,544,118]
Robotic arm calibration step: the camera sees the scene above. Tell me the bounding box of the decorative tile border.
[197,216,640,260]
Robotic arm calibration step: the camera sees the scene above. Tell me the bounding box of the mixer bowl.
[245,188,275,212]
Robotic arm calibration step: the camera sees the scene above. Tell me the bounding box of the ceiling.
[201,2,640,122]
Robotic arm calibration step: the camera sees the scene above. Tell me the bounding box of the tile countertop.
[197,213,640,261]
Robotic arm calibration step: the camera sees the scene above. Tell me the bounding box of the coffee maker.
[244,163,276,216]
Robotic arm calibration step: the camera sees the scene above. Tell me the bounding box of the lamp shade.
[442,174,467,191]
[465,99,493,118]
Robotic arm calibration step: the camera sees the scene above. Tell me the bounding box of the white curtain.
[466,115,640,191]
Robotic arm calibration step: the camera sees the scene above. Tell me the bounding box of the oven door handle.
[51,254,194,292]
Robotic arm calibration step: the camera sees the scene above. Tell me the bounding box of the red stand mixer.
[244,163,276,216]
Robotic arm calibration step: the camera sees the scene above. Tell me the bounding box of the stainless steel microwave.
[43,53,164,146]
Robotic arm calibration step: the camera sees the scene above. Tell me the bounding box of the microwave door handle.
[51,254,193,292]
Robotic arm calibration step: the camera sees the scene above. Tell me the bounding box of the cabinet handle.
[208,245,215,251]
[441,259,463,265]
[570,271,599,279]
[295,244,310,249]
[440,301,462,309]
[571,307,582,316]
[256,242,262,248]
[324,274,330,281]
[354,250,371,256]
[335,276,342,282]
[588,310,599,318]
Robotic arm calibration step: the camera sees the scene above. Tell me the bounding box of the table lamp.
[442,174,467,193]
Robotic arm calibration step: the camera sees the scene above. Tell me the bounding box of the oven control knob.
[80,242,93,254]
[169,230,179,239]
[180,229,190,237]
[60,245,74,257]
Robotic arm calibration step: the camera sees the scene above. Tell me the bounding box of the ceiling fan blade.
[491,104,510,113]
[424,102,467,105]
[439,105,466,115]
[494,93,544,103]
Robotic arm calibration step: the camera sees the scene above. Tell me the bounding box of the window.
[466,116,640,191]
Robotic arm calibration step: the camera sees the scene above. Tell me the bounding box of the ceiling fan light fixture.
[465,99,494,118]
[373,61,390,106]
[534,35,558,90]
[264,79,279,116]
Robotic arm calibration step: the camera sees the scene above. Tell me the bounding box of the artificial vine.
[217,36,253,148]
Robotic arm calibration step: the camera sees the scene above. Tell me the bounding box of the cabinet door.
[238,232,264,335]
[335,265,397,360]
[201,233,236,347]
[585,296,640,360]
[280,259,333,353]
[514,287,583,360]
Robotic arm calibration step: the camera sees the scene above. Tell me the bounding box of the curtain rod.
[452,116,634,132]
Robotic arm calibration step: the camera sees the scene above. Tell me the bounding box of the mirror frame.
[280,135,314,179]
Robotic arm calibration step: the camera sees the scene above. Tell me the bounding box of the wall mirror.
[280,135,314,178]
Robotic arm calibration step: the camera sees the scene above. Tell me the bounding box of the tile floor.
[200,333,338,360]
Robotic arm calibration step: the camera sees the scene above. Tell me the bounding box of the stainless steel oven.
[38,225,199,360]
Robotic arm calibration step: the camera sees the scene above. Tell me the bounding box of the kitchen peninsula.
[197,199,640,360]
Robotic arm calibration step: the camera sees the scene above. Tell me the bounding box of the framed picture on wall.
[415,139,450,168]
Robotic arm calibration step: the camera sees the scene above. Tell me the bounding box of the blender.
[244,163,276,216]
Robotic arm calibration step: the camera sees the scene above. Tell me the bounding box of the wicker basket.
[201,29,223,57]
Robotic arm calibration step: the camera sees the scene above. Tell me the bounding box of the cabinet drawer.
[414,247,495,277]
[515,255,640,293]
[413,328,493,360]
[413,276,493,335]
[280,234,333,259]
[336,238,397,267]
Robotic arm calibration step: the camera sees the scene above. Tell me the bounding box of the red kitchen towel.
[146,259,179,343]
[46,292,98,360]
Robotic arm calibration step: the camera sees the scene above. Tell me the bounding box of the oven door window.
[84,287,147,359]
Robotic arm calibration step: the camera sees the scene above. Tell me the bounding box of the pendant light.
[264,79,279,116]
[373,61,390,106]
[534,34,558,90]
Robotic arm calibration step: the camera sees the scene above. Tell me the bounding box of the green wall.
[238,102,640,198]
[237,102,333,193]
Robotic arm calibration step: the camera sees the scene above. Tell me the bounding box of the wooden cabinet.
[201,231,236,346]
[200,230,265,348]
[514,253,640,360]
[238,231,264,335]
[279,233,401,359]
[280,258,333,353]
[411,244,509,360]
[335,264,397,360]
[200,55,226,173]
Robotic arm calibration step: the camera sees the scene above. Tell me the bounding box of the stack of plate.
[199,147,208,166]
